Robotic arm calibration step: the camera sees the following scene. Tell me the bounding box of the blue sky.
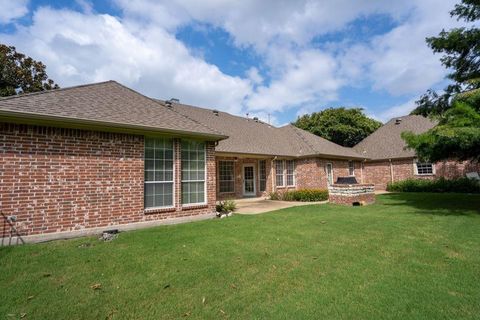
[0,0,463,124]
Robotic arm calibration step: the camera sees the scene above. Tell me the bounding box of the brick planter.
[328,184,375,206]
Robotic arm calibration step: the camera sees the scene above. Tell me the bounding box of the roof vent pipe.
[253,117,259,122]
[395,118,402,125]
[213,110,219,116]
[165,101,173,108]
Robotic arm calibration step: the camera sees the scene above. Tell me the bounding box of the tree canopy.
[292,107,382,147]
[411,0,480,117]
[0,44,59,97]
[403,102,480,162]
[404,0,480,162]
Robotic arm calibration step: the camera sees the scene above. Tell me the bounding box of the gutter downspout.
[361,159,365,184]
[271,156,277,193]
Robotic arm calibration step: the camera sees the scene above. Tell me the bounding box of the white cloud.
[0,7,252,115]
[0,0,468,122]
[0,0,29,24]
[377,98,418,122]
[75,0,93,14]
[246,50,341,112]
[114,0,415,51]
[246,67,263,85]
[339,0,461,97]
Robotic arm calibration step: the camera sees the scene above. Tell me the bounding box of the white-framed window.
[286,160,295,186]
[326,162,334,186]
[414,161,435,175]
[218,160,234,193]
[181,140,206,205]
[348,161,355,176]
[144,137,174,209]
[275,160,296,187]
[275,160,284,187]
[259,160,267,192]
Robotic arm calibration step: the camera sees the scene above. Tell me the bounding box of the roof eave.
[0,110,228,141]
[298,153,367,160]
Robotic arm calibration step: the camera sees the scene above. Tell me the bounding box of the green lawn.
[1,193,480,319]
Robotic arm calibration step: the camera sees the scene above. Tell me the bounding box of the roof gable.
[353,115,437,160]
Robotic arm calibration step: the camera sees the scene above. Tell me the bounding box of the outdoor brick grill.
[328,177,375,206]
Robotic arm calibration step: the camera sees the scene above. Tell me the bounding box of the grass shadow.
[379,192,480,216]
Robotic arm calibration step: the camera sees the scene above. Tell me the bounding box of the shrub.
[216,199,237,213]
[269,192,281,200]
[387,177,480,193]
[270,189,329,202]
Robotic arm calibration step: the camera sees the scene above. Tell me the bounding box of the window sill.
[415,174,435,176]
[144,207,176,214]
[182,203,209,210]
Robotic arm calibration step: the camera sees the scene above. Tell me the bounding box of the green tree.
[0,44,59,97]
[411,0,480,117]
[292,107,382,147]
[404,0,480,162]
[402,101,480,161]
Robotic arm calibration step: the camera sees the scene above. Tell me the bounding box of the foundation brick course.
[0,123,216,238]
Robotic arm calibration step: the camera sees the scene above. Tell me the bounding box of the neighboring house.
[0,81,227,242]
[165,101,365,200]
[354,115,479,190]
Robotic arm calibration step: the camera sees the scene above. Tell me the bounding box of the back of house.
[354,115,479,190]
[0,81,226,243]
[168,100,365,200]
[1,80,478,243]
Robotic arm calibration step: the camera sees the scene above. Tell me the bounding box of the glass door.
[243,165,256,196]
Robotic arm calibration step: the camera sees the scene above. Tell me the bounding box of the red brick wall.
[361,160,392,190]
[0,123,216,238]
[435,160,480,179]
[215,156,361,199]
[288,158,361,190]
[216,157,273,200]
[363,158,480,190]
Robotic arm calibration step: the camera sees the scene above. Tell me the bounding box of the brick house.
[354,115,480,190]
[167,102,365,200]
[0,81,228,242]
[1,81,477,242]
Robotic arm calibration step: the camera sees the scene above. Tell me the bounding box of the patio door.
[243,165,256,196]
[326,163,333,186]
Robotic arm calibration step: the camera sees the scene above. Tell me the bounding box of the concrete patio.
[234,197,327,214]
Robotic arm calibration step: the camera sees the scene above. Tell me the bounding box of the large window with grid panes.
[144,137,174,209]
[218,160,234,193]
[259,160,267,192]
[286,160,295,186]
[181,140,206,205]
[275,160,296,187]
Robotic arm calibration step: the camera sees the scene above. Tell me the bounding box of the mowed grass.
[1,193,480,320]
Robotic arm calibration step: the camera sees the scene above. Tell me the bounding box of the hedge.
[387,177,480,193]
[270,189,329,202]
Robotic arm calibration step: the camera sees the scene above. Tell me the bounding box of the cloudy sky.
[0,0,465,124]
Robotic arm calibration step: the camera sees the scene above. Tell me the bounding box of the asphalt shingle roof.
[0,81,226,139]
[169,101,364,159]
[354,115,437,160]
